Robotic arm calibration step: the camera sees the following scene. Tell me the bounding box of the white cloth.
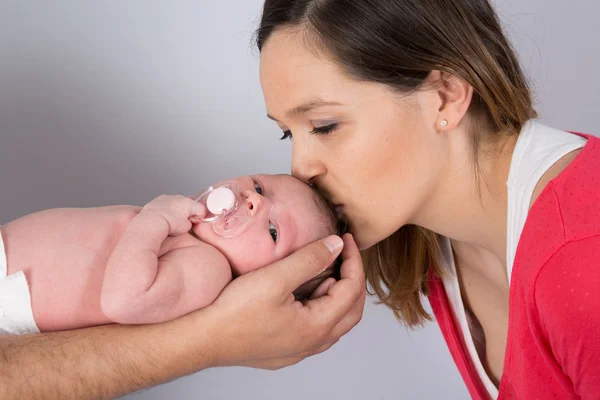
[441,237,499,398]
[0,227,40,335]
[441,120,586,399]
[505,121,586,284]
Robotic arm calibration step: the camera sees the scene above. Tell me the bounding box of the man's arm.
[0,234,365,399]
[0,313,214,400]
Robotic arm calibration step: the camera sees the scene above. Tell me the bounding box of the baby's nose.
[243,190,262,216]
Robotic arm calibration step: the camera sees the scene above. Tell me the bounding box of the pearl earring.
[440,119,448,127]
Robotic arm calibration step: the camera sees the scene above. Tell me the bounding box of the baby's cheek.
[192,223,214,244]
[231,245,277,276]
[232,253,269,275]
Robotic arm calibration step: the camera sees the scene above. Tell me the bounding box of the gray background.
[1,1,598,399]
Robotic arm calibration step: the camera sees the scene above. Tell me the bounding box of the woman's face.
[259,30,448,250]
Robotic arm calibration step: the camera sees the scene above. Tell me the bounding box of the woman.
[256,0,600,398]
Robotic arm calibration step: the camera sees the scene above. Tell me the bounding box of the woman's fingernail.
[323,235,343,253]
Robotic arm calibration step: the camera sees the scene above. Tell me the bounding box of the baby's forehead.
[255,173,334,216]
[258,173,303,186]
[255,174,310,195]
[270,175,317,201]
[259,173,334,225]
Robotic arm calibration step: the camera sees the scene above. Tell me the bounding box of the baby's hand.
[140,195,207,236]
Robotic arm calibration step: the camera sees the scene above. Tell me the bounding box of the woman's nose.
[291,141,326,184]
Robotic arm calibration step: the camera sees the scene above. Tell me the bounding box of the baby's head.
[193,174,345,299]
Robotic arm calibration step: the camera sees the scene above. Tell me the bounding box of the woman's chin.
[351,224,398,251]
[351,230,378,251]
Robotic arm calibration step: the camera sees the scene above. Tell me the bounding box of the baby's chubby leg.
[101,195,231,324]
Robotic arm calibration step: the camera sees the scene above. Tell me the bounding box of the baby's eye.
[269,222,278,242]
[254,180,264,195]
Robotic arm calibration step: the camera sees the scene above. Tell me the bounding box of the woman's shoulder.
[527,129,600,239]
[514,133,600,287]
[546,132,600,240]
[531,132,600,303]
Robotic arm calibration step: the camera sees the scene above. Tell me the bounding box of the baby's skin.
[2,174,337,331]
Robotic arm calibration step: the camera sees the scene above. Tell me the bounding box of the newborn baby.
[1,174,344,333]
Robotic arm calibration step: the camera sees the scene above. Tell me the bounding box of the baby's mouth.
[216,214,231,229]
[219,213,241,231]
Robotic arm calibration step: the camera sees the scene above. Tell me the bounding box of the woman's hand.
[200,233,366,370]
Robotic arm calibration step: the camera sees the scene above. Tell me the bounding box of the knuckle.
[355,284,364,299]
[314,324,330,341]
[175,195,189,204]
[353,309,364,324]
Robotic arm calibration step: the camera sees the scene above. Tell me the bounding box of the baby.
[0,174,345,333]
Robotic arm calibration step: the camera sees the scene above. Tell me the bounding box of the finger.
[302,235,365,325]
[316,233,365,309]
[312,337,340,356]
[311,234,364,303]
[189,215,203,224]
[263,235,344,295]
[327,283,366,342]
[339,233,365,285]
[304,277,362,330]
[183,196,207,219]
[309,277,336,300]
[322,234,367,336]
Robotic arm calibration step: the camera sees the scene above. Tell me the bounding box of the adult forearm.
[0,315,213,399]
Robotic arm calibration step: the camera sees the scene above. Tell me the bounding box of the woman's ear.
[427,70,474,131]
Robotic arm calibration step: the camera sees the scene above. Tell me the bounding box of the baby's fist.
[142,195,206,236]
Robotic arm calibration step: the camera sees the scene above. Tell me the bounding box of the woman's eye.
[279,130,292,141]
[254,181,264,195]
[310,123,338,135]
[269,222,278,242]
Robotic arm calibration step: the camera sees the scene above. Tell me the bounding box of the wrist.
[163,307,225,372]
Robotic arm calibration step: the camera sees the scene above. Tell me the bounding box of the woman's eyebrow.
[266,99,343,121]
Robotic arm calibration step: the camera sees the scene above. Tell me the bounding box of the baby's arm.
[101,195,231,324]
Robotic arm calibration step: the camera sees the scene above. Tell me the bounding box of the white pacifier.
[195,182,252,238]
[206,187,236,216]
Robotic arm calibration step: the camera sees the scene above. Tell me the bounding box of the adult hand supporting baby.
[0,234,365,399]
[198,232,366,370]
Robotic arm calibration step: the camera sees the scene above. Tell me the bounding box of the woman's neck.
[412,131,519,280]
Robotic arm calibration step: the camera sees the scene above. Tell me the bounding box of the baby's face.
[192,174,332,275]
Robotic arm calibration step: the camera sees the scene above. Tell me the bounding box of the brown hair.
[293,183,347,301]
[257,0,536,325]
